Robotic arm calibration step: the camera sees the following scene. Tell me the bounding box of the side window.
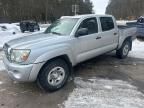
[78,17,98,35]
[100,17,114,31]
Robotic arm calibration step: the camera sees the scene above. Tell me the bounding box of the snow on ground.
[0,51,4,60]
[60,77,144,108]
[117,20,128,25]
[0,80,4,85]
[129,39,144,59]
[0,23,20,30]
[40,24,50,28]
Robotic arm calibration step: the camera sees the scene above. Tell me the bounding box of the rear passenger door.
[99,17,119,51]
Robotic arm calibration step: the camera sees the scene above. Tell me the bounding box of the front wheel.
[37,59,70,91]
[116,40,131,59]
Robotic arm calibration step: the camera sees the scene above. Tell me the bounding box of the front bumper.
[3,56,45,82]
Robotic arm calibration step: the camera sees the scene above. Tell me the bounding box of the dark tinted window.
[79,18,98,35]
[100,17,114,31]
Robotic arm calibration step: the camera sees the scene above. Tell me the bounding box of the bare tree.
[106,0,144,19]
[0,0,93,23]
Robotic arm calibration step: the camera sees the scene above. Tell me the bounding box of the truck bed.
[118,25,137,37]
[118,25,137,45]
[118,25,134,29]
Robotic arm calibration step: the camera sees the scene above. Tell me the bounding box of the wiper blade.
[51,32,62,35]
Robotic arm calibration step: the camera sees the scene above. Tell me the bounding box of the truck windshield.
[45,18,79,35]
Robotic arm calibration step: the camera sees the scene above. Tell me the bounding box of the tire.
[116,40,131,59]
[37,59,70,91]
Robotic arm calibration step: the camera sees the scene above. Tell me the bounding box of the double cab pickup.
[3,14,136,91]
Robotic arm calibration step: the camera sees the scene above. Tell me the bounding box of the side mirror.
[76,28,88,37]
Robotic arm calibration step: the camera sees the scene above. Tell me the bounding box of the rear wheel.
[116,40,131,59]
[37,59,70,91]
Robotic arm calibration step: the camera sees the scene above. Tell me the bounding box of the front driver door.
[75,17,101,63]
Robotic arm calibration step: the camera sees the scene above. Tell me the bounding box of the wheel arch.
[118,36,133,50]
[123,36,132,50]
[37,54,73,80]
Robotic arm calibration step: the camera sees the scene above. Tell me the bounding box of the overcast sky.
[91,0,109,14]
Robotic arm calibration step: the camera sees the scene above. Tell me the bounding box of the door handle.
[96,36,101,40]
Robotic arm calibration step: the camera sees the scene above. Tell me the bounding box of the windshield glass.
[45,18,79,35]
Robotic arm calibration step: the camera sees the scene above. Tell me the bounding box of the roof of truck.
[61,14,113,19]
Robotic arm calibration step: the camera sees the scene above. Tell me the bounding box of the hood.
[7,33,70,49]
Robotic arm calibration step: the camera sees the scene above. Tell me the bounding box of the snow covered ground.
[117,20,128,25]
[129,39,144,59]
[60,77,144,108]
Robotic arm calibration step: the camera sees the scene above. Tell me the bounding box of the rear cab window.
[100,17,114,32]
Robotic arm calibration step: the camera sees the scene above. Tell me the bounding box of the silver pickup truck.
[3,14,136,91]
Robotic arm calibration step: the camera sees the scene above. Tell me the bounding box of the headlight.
[10,49,31,63]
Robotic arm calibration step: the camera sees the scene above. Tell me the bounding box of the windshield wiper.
[51,31,62,35]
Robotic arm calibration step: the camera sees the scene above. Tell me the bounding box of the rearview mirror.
[76,28,88,37]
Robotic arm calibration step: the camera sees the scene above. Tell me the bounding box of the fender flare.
[118,36,132,50]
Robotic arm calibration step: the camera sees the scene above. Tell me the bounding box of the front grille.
[3,43,10,61]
